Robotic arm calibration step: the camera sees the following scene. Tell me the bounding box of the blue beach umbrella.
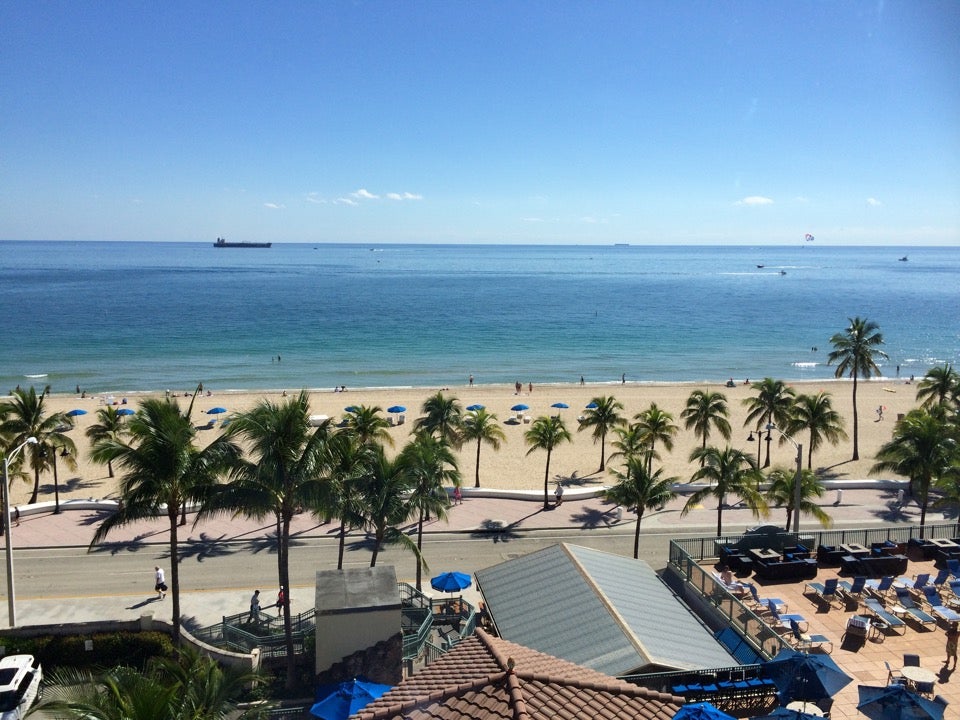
[430,571,472,593]
[66,409,87,417]
[585,401,598,409]
[763,648,852,702]
[856,684,944,720]
[344,406,358,413]
[466,404,485,411]
[511,403,529,412]
[551,402,569,409]
[386,405,406,414]
[206,407,227,415]
[310,678,392,720]
[116,408,135,416]
[672,702,736,720]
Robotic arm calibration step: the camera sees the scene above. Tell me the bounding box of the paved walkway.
[2,484,932,631]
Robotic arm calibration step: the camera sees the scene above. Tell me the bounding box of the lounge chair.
[789,618,833,653]
[895,573,930,594]
[862,598,907,635]
[767,603,808,632]
[947,579,960,602]
[746,584,785,613]
[893,587,937,627]
[930,567,950,587]
[712,572,750,598]
[805,577,841,607]
[865,575,895,598]
[838,575,867,601]
[948,558,960,578]
[920,586,960,623]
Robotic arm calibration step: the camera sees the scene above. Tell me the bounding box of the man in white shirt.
[154,566,166,600]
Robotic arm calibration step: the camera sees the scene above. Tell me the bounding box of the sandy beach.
[16,378,917,507]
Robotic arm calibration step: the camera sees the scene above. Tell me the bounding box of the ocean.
[1,242,958,394]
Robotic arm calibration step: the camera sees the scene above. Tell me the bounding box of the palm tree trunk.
[337,522,346,570]
[542,450,552,510]
[107,459,114,478]
[716,504,723,538]
[415,510,424,590]
[632,511,643,559]
[168,509,182,644]
[370,530,382,567]
[474,439,482,488]
[280,514,296,691]
[52,453,60,514]
[851,375,860,460]
[29,466,40,505]
[599,429,606,471]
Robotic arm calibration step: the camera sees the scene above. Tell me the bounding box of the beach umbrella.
[386,405,406,414]
[763,648,852,702]
[856,684,944,720]
[672,702,736,720]
[511,403,530,412]
[344,406,359,413]
[65,409,87,417]
[430,571,472,594]
[206,407,227,415]
[310,678,392,720]
[551,402,569,409]
[466,404,485,411]
[116,408,135,416]
[585,401,598,409]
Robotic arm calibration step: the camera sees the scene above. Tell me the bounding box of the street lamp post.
[747,426,772,467]
[3,436,37,627]
[767,423,803,533]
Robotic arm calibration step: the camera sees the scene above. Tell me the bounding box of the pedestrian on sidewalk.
[154,566,167,600]
[945,621,959,669]
[453,486,462,505]
[554,481,564,507]
[248,590,261,623]
[275,586,286,611]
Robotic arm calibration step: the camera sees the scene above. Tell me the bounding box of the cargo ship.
[214,237,272,248]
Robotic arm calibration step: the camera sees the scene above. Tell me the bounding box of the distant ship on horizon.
[214,237,272,248]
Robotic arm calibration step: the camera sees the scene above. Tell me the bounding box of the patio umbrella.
[511,403,530,412]
[672,702,736,720]
[551,402,570,409]
[386,405,406,414]
[763,648,852,702]
[585,401,598,409]
[116,408,135,416]
[310,678,392,720]
[65,409,87,417]
[856,684,945,720]
[206,407,227,415]
[344,406,358,413]
[466,404,485,411]
[430,571,472,593]
[752,708,823,720]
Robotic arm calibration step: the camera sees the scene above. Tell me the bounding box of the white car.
[0,655,42,720]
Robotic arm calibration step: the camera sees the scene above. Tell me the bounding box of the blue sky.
[2,1,958,245]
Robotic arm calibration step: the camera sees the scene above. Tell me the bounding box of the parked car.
[0,655,42,720]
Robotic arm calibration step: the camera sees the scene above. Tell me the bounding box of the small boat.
[214,237,272,248]
[898,256,908,262]
[756,264,764,268]
[779,270,787,275]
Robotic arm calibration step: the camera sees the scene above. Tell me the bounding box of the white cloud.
[386,191,424,201]
[523,217,545,223]
[264,202,285,210]
[351,188,379,200]
[866,197,883,207]
[306,192,326,204]
[735,196,774,206]
[334,197,358,206]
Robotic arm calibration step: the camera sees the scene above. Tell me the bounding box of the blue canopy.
[752,707,823,720]
[764,648,852,701]
[310,678,392,720]
[344,406,358,413]
[551,402,570,409]
[66,409,88,417]
[511,403,530,412]
[585,401,598,409]
[856,683,945,720]
[386,405,406,413]
[430,571,472,593]
[672,702,736,720]
[466,404,485,411]
[116,408,135,416]
[206,407,227,415]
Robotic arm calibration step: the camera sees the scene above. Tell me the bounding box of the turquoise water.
[1,242,957,393]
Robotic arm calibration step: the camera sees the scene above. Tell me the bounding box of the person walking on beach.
[945,621,959,668]
[154,566,167,600]
[621,373,626,384]
[876,405,884,421]
[13,507,19,527]
[469,374,474,386]
[248,590,261,623]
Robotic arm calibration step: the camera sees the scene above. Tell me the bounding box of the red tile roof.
[353,628,683,720]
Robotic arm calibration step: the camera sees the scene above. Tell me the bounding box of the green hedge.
[0,631,177,670]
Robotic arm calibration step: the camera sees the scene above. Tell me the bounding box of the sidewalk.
[2,484,928,631]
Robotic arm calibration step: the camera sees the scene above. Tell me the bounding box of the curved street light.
[767,423,804,533]
[3,436,38,627]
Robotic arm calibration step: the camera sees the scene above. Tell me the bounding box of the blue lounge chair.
[767,602,808,632]
[948,558,960,578]
[921,586,960,623]
[789,618,833,653]
[805,577,840,606]
[838,575,867,601]
[894,587,937,627]
[930,567,950,587]
[863,598,907,635]
[746,584,785,613]
[865,575,895,598]
[896,573,930,592]
[947,579,960,601]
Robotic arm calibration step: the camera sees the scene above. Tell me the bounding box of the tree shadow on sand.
[39,476,102,496]
[470,519,524,544]
[178,533,239,562]
[571,502,621,530]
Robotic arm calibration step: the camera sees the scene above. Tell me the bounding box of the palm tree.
[916,363,960,410]
[682,446,768,537]
[827,316,888,460]
[459,407,506,488]
[85,405,129,478]
[765,466,831,530]
[681,389,731,463]
[608,422,645,468]
[35,647,261,720]
[784,392,847,469]
[634,403,678,473]
[524,415,572,510]
[215,389,329,689]
[604,456,677,558]
[90,398,239,644]
[0,386,73,504]
[743,378,796,467]
[399,431,460,590]
[358,445,418,568]
[326,429,374,570]
[872,408,958,537]
[347,404,394,447]
[414,391,463,448]
[577,395,625,471]
[37,432,78,514]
